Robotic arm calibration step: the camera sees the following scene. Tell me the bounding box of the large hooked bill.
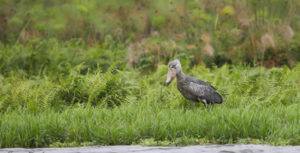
[165,70,176,85]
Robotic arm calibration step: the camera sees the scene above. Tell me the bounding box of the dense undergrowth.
[0,51,299,147]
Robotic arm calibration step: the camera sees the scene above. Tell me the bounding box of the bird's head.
[165,59,182,85]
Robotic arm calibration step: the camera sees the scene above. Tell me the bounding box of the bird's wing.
[185,82,215,98]
[186,76,217,90]
[184,82,222,103]
[195,79,216,90]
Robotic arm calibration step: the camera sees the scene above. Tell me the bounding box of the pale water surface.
[0,145,300,153]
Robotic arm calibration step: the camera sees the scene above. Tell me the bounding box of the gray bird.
[165,59,223,107]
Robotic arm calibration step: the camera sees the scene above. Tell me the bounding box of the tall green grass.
[0,103,299,147]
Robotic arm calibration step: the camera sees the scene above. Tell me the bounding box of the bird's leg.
[189,100,195,108]
[207,103,213,111]
[202,99,208,108]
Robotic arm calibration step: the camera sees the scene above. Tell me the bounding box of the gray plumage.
[166,59,223,106]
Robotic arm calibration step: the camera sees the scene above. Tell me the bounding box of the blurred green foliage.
[0,0,299,68]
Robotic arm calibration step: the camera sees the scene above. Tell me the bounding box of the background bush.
[0,0,299,68]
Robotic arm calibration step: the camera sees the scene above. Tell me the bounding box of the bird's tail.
[215,92,223,104]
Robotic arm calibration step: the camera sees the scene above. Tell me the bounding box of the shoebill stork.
[165,59,223,107]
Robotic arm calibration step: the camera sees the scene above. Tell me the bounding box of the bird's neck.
[176,71,185,81]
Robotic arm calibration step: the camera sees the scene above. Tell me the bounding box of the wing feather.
[184,82,222,103]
